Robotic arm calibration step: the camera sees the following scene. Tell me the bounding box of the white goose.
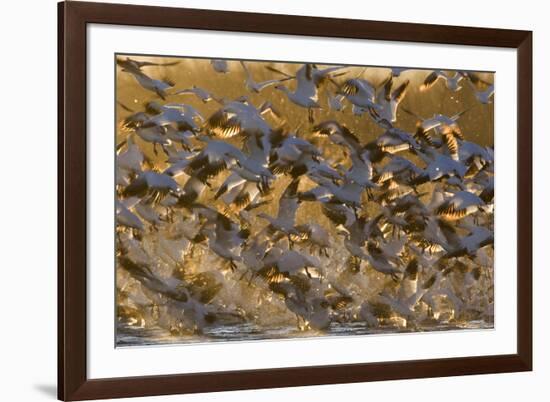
[240,61,292,93]
[123,171,180,201]
[414,148,468,182]
[257,179,301,239]
[127,70,175,100]
[312,120,364,157]
[174,85,220,103]
[421,70,465,92]
[134,122,172,155]
[338,77,380,110]
[434,190,484,221]
[116,199,144,231]
[117,56,179,74]
[210,59,229,74]
[117,133,145,174]
[365,240,404,280]
[471,83,495,104]
[373,76,410,124]
[272,64,342,121]
[147,102,203,131]
[200,222,248,271]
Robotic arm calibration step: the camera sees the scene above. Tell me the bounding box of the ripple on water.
[116,320,494,347]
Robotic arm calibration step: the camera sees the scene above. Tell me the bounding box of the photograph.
[115,54,495,347]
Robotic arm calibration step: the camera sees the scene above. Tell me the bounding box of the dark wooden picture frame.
[58,1,532,400]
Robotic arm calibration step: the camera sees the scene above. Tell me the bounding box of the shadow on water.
[34,384,57,399]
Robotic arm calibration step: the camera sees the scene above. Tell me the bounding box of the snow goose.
[420,70,466,92]
[258,179,301,240]
[173,85,221,104]
[240,61,292,93]
[312,120,363,157]
[435,190,484,221]
[123,171,180,202]
[116,199,144,231]
[127,70,175,100]
[374,75,410,125]
[210,59,229,74]
[365,241,403,280]
[117,56,179,74]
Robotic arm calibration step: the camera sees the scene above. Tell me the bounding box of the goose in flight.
[459,141,493,168]
[412,148,468,183]
[421,70,466,92]
[206,99,274,145]
[284,295,331,331]
[469,82,495,104]
[305,173,371,207]
[211,59,229,74]
[117,56,180,75]
[402,108,470,162]
[338,77,380,110]
[274,82,320,122]
[175,176,208,207]
[269,135,338,181]
[389,67,412,77]
[372,127,419,155]
[126,70,176,100]
[373,75,410,124]
[146,102,203,132]
[116,199,144,231]
[417,111,467,135]
[134,199,166,228]
[312,120,364,158]
[163,148,197,178]
[327,91,346,112]
[365,240,404,280]
[476,174,494,204]
[397,258,420,301]
[123,171,180,203]
[119,252,244,333]
[220,179,266,213]
[117,133,147,175]
[290,223,331,257]
[269,63,346,88]
[183,138,244,183]
[213,172,249,201]
[240,61,292,93]
[173,85,221,103]
[132,122,173,155]
[437,221,493,259]
[376,265,437,321]
[118,254,190,303]
[438,125,463,161]
[200,215,249,271]
[336,216,371,273]
[273,249,323,278]
[373,156,424,186]
[321,200,357,228]
[190,137,273,191]
[258,179,302,240]
[272,64,343,121]
[434,190,484,221]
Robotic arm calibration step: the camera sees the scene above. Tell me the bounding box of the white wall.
[0,0,545,401]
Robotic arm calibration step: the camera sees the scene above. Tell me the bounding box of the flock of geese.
[115,56,494,341]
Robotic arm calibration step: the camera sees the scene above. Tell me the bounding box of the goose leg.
[305,267,312,279]
[308,108,314,124]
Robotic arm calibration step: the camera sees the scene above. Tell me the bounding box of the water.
[117,320,493,347]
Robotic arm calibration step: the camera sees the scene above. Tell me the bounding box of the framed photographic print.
[58,1,532,400]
